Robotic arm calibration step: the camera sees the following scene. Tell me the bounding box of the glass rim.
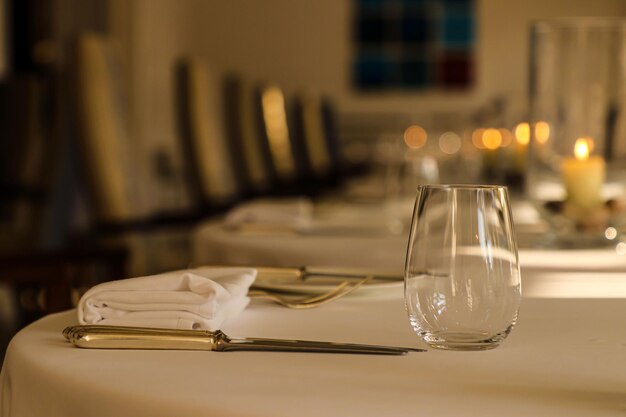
[532,17,626,31]
[417,184,508,191]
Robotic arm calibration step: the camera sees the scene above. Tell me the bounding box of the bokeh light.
[482,128,502,150]
[535,121,550,144]
[403,125,428,149]
[605,227,618,240]
[438,131,462,155]
[499,128,513,147]
[515,122,530,145]
[472,128,486,149]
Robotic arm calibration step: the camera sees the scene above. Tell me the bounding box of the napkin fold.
[78,267,256,330]
[224,198,313,228]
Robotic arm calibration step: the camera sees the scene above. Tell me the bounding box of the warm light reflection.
[515,122,530,145]
[261,86,294,177]
[499,128,513,147]
[605,227,618,240]
[579,136,595,152]
[438,131,462,154]
[574,137,591,161]
[403,125,427,149]
[472,128,486,149]
[482,128,502,150]
[535,121,550,144]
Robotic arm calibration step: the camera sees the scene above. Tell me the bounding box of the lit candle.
[513,122,530,172]
[561,138,605,210]
[481,128,502,175]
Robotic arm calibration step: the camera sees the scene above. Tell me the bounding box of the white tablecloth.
[192,200,413,273]
[193,219,408,273]
[4,200,626,416]
[2,291,626,417]
[192,218,626,276]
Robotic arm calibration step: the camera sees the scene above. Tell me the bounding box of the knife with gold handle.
[63,325,425,355]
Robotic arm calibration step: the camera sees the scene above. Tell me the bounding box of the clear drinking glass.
[405,185,521,350]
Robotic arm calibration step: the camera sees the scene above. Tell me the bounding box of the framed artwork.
[352,0,475,90]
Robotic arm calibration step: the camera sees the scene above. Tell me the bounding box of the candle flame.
[574,138,591,161]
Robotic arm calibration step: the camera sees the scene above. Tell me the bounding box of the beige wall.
[179,0,626,113]
[110,0,626,183]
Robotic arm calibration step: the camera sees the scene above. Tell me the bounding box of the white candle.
[561,138,605,210]
[513,122,530,172]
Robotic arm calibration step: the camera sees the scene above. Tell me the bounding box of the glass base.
[533,199,626,248]
[555,235,617,249]
[419,329,512,351]
[535,227,622,249]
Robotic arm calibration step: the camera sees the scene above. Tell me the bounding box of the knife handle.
[70,328,220,351]
[254,266,304,280]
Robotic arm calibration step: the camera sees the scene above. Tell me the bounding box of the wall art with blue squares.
[353,0,475,90]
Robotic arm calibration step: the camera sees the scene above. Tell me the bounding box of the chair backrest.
[291,92,347,191]
[222,74,272,195]
[73,33,139,224]
[320,97,344,176]
[175,58,239,208]
[293,93,333,179]
[255,84,303,188]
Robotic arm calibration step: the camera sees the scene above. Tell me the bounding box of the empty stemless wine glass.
[405,185,522,350]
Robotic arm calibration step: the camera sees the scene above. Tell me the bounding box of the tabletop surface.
[4,199,626,416]
[2,291,626,417]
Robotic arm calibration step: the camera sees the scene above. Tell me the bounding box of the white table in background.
[191,199,626,274]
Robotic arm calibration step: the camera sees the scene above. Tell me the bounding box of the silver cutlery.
[63,325,426,355]
[249,277,371,309]
[252,266,403,283]
[227,223,403,238]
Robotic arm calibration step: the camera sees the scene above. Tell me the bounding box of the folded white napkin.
[224,198,313,228]
[77,267,256,330]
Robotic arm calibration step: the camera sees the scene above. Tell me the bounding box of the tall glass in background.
[405,185,521,350]
[527,19,626,246]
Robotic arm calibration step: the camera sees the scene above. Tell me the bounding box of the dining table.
[2,197,626,416]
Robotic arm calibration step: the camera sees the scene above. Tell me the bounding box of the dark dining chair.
[253,84,310,195]
[70,33,201,276]
[222,73,273,197]
[291,92,346,190]
[174,58,242,212]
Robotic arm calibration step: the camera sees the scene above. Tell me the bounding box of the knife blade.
[64,325,425,355]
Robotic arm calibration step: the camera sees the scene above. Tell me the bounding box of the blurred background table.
[191,197,557,272]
